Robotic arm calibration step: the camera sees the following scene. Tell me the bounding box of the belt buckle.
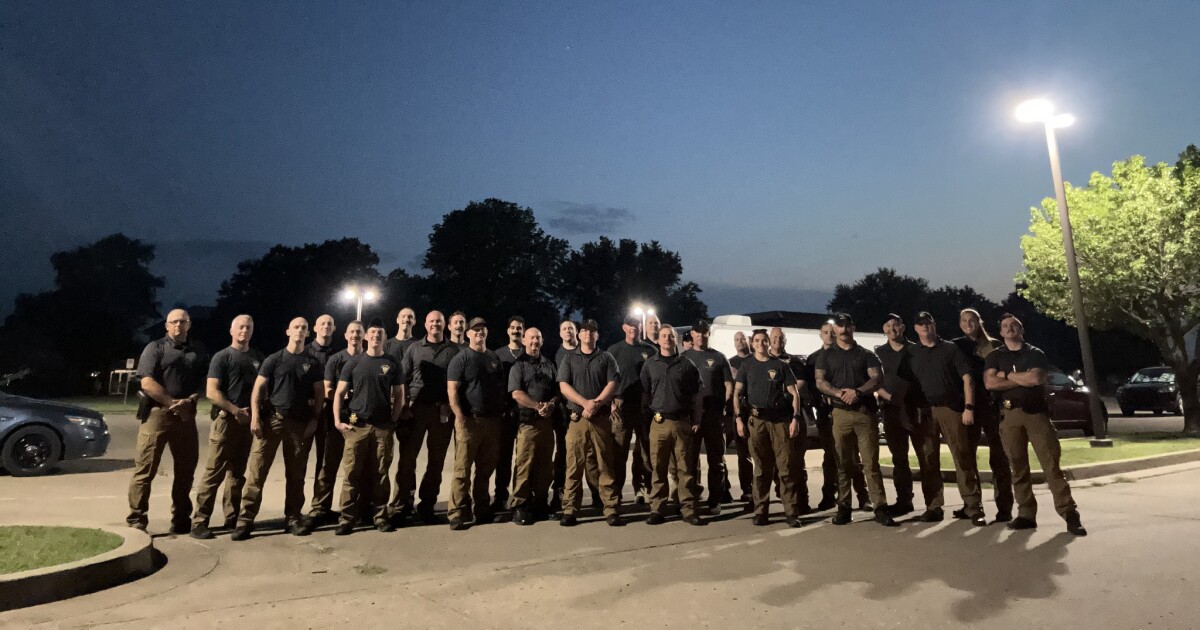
[570,411,580,422]
[653,412,663,424]
[1003,400,1013,410]
[349,412,360,426]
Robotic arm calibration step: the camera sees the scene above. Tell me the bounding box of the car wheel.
[1119,406,1134,417]
[1,425,62,477]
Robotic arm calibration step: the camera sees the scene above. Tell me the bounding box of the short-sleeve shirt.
[207,346,264,407]
[908,340,972,410]
[137,336,209,399]
[640,353,702,415]
[446,347,507,417]
[607,341,653,401]
[307,340,337,368]
[259,349,323,414]
[554,345,576,370]
[683,348,732,408]
[339,353,401,424]
[815,342,882,391]
[324,349,355,384]
[984,343,1051,413]
[728,354,747,376]
[401,338,461,405]
[556,348,620,413]
[735,356,797,412]
[383,337,417,365]
[800,347,826,404]
[875,340,919,408]
[953,335,1001,407]
[509,353,558,401]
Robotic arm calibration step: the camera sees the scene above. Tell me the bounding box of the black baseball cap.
[579,319,600,332]
[882,313,903,326]
[623,314,641,326]
[832,312,854,326]
[467,317,488,329]
[914,311,935,325]
[693,319,711,333]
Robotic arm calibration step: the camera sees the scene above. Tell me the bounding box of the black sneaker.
[994,511,1013,523]
[752,514,770,526]
[857,498,874,512]
[334,523,354,536]
[290,519,312,536]
[606,514,626,527]
[683,515,706,526]
[831,509,852,526]
[873,509,898,527]
[171,521,191,535]
[230,526,252,541]
[888,502,915,517]
[738,492,752,504]
[512,507,534,526]
[190,524,215,540]
[919,508,944,522]
[952,508,969,520]
[1007,516,1037,530]
[646,512,666,525]
[971,514,988,527]
[448,519,468,531]
[816,497,837,511]
[1065,511,1088,536]
[560,514,578,527]
[785,516,803,528]
[376,520,395,533]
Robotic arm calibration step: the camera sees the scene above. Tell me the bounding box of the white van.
[707,314,888,360]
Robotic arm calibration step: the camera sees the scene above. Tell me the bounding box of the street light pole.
[340,286,378,323]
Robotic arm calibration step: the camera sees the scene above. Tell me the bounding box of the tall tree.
[559,237,707,340]
[211,239,382,352]
[827,268,934,330]
[0,234,163,394]
[1018,154,1200,434]
[420,199,570,346]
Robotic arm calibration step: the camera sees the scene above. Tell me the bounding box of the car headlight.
[1077,386,1090,394]
[67,416,105,429]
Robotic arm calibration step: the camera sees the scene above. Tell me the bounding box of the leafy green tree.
[1018,154,1200,434]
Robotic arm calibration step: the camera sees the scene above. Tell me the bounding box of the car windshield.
[1047,372,1074,388]
[1130,368,1175,384]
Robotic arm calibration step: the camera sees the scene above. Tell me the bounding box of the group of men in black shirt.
[127,302,1085,539]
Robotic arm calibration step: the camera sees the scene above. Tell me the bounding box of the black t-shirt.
[339,353,401,424]
[800,347,826,403]
[325,350,357,410]
[984,343,1051,413]
[735,356,797,412]
[874,340,919,408]
[383,337,418,365]
[815,342,882,390]
[307,340,337,368]
[607,340,653,401]
[446,347,507,417]
[641,353,702,415]
[728,354,747,376]
[683,347,732,407]
[496,346,524,410]
[953,335,1001,406]
[137,336,209,399]
[556,348,620,413]
[908,340,972,410]
[207,346,263,408]
[259,349,323,414]
[402,338,461,405]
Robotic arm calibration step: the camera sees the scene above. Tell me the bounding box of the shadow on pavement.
[53,458,135,475]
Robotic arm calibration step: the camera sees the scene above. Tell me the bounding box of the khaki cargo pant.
[882,404,943,510]
[238,411,316,527]
[192,411,252,528]
[392,402,455,513]
[831,407,887,510]
[650,417,700,518]
[667,406,726,505]
[448,415,501,522]
[127,406,199,528]
[563,412,620,517]
[999,409,1077,521]
[338,422,394,526]
[930,406,983,517]
[612,398,650,501]
[748,412,800,518]
[509,414,554,510]
[817,407,867,503]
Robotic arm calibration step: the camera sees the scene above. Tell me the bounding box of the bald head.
[314,314,335,343]
[165,308,191,340]
[425,310,445,342]
[229,314,254,347]
[286,317,310,347]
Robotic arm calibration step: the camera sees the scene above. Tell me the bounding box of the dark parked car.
[1045,370,1108,436]
[1116,367,1184,416]
[0,390,110,476]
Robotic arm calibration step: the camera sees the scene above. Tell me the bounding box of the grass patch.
[0,526,123,574]
[52,396,214,417]
[882,433,1200,472]
[354,563,387,576]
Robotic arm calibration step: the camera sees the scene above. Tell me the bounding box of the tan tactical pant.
[831,408,887,510]
[666,406,726,504]
[1000,409,1077,521]
[448,416,501,522]
[931,406,983,517]
[563,412,620,517]
[748,412,800,518]
[509,414,554,509]
[192,411,252,527]
[612,398,650,501]
[310,407,345,516]
[392,402,455,512]
[127,405,199,528]
[338,423,394,526]
[650,417,700,517]
[882,404,943,510]
[238,412,316,527]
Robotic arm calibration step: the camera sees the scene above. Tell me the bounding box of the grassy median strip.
[0,526,123,574]
[882,433,1200,472]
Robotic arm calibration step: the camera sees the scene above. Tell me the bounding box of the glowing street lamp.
[340,285,379,321]
[1014,98,1110,445]
[630,303,655,338]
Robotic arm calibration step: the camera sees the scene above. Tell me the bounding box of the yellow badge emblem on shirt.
[642,352,649,360]
[706,359,715,368]
[381,365,390,375]
[768,369,777,379]
[302,364,311,374]
[492,362,499,370]
[253,361,261,369]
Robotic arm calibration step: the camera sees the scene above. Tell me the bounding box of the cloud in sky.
[545,202,637,235]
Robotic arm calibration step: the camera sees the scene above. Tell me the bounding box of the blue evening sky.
[3,1,1197,316]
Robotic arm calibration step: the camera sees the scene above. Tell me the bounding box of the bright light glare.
[1015,98,1055,123]
[341,288,357,302]
[364,289,379,302]
[632,306,644,316]
[647,308,656,316]
[1049,113,1075,128]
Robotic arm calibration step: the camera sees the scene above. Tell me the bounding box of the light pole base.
[1089,438,1115,448]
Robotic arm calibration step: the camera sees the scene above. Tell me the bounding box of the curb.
[882,448,1200,485]
[0,525,155,612]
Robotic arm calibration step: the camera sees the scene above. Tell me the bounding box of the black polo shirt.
[800,347,827,403]
[383,337,418,365]
[608,340,653,401]
[259,348,323,414]
[814,342,881,391]
[509,353,558,402]
[641,353,702,416]
[401,338,461,405]
[908,340,972,410]
[728,354,748,376]
[556,348,619,413]
[307,340,337,368]
[137,336,209,399]
[984,342,1051,413]
[497,346,524,410]
[339,352,401,424]
[554,345,576,370]
[447,347,507,417]
[683,347,732,408]
[735,356,797,412]
[953,335,1001,406]
[875,340,919,407]
[207,346,262,407]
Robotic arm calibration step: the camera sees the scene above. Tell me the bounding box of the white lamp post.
[340,285,379,321]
